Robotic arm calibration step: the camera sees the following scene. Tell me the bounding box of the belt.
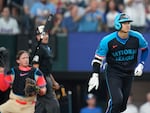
[16,99,36,105]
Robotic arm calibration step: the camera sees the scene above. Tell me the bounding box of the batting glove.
[134,63,144,76]
[88,73,99,92]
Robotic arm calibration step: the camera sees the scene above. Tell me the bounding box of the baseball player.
[0,50,47,113]
[32,25,60,113]
[88,13,149,113]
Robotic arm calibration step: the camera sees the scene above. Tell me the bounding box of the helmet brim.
[119,19,133,23]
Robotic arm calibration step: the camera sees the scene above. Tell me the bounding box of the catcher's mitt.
[24,78,40,97]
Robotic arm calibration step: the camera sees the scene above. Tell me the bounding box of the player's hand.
[88,73,99,92]
[53,82,60,90]
[134,63,144,76]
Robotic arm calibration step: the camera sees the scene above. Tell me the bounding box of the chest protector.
[12,67,36,96]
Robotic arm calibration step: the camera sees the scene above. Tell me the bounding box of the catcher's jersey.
[95,30,148,72]
[5,66,46,96]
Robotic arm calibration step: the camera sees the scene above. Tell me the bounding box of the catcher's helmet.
[114,13,133,30]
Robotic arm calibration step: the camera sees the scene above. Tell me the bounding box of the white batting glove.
[88,73,99,92]
[134,63,144,76]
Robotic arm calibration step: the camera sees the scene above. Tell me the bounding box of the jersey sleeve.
[5,68,15,84]
[138,34,148,49]
[95,38,109,57]
[34,68,46,87]
[130,30,148,49]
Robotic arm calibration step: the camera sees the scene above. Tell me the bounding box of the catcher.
[0,50,47,113]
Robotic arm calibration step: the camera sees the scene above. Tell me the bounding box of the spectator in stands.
[124,0,146,32]
[104,0,119,32]
[0,0,4,12]
[3,0,22,26]
[114,0,124,12]
[30,0,57,27]
[10,0,24,8]
[78,0,104,32]
[139,92,150,113]
[76,0,87,7]
[80,93,103,113]
[61,3,84,33]
[20,5,35,35]
[145,3,150,32]
[98,0,107,14]
[23,0,40,11]
[48,0,58,6]
[0,7,20,35]
[51,9,64,35]
[122,94,138,113]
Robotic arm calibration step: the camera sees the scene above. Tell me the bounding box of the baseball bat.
[43,14,55,34]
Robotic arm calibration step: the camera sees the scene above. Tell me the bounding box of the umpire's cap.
[114,13,133,30]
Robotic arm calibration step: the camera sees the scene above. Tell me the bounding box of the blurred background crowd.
[0,0,150,35]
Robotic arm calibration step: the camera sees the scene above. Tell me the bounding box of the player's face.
[36,33,49,44]
[41,33,49,44]
[121,22,131,33]
[17,52,29,67]
[86,98,96,106]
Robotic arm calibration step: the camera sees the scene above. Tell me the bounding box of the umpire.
[32,25,60,113]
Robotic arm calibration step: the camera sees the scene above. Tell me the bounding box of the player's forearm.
[92,55,105,73]
[92,59,101,73]
[50,74,56,83]
[50,74,60,90]
[140,47,148,63]
[50,74,58,85]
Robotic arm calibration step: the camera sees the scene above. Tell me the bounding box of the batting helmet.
[36,25,45,35]
[114,13,133,30]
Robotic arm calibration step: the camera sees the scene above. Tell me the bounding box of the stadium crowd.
[0,0,150,35]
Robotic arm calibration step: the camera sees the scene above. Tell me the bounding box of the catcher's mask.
[114,13,133,31]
